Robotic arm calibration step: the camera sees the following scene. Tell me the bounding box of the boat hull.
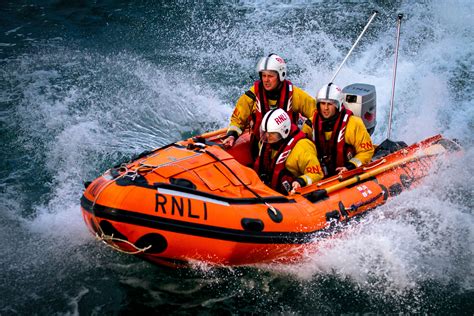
[80,133,458,267]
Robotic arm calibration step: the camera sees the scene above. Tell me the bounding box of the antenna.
[387,14,403,140]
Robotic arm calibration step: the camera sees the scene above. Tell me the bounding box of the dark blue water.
[1,1,473,314]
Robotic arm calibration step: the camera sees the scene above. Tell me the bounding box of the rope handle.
[96,232,152,255]
[363,159,386,170]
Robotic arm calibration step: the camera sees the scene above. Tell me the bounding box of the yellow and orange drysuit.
[226,80,316,139]
[312,106,374,176]
[254,124,324,194]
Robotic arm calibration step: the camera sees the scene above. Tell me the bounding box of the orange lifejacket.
[254,124,306,194]
[312,106,355,176]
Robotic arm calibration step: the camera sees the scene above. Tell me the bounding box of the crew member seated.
[222,54,316,154]
[311,83,374,176]
[254,108,323,195]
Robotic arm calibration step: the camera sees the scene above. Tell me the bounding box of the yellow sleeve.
[345,116,375,167]
[286,138,324,186]
[292,86,317,138]
[227,86,256,136]
[291,86,317,120]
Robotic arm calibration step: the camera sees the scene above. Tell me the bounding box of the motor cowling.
[342,83,377,135]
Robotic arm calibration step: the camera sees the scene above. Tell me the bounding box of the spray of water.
[0,1,472,312]
[248,2,474,301]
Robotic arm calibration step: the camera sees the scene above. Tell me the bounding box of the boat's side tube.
[305,142,446,202]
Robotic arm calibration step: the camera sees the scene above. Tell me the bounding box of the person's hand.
[222,136,235,149]
[336,166,348,175]
[290,181,301,195]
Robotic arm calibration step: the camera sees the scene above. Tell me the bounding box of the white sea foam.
[0,1,472,308]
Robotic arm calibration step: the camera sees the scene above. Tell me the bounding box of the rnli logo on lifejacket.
[155,193,208,220]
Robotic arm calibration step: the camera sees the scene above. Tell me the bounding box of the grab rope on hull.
[89,165,154,255]
[96,232,152,255]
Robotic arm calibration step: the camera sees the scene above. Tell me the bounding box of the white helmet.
[256,54,287,81]
[316,83,344,110]
[260,108,291,143]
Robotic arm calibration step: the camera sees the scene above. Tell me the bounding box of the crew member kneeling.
[312,83,374,176]
[254,108,324,195]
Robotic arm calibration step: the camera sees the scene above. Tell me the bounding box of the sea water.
[1,1,473,314]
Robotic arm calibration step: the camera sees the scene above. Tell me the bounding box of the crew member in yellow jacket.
[222,54,316,152]
[254,108,324,195]
[311,83,374,176]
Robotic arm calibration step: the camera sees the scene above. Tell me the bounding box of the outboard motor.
[342,83,376,135]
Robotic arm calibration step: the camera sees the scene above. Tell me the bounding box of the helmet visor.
[260,131,282,144]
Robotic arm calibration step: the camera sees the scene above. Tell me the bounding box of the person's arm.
[343,116,375,169]
[292,86,317,120]
[291,86,317,137]
[223,87,255,148]
[286,139,324,192]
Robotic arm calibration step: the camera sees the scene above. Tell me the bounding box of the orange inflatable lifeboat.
[80,129,460,268]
